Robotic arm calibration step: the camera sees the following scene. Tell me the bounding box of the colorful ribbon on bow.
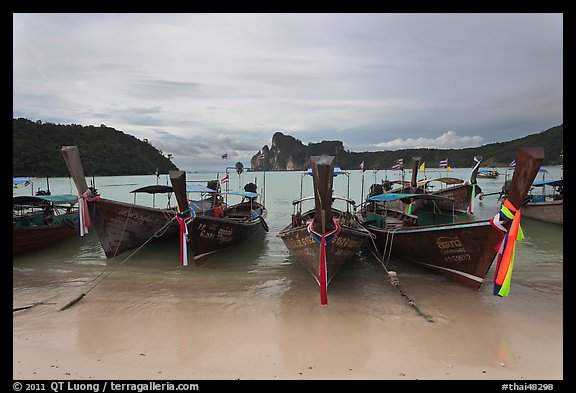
[176,207,195,266]
[467,184,476,214]
[490,198,523,297]
[78,189,100,237]
[407,186,417,215]
[307,218,341,305]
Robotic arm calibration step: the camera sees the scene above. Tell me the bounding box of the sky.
[13,13,563,171]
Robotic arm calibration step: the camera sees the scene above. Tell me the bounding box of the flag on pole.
[438,159,448,169]
[360,161,365,172]
[419,162,425,173]
[258,152,265,160]
[24,180,31,186]
[509,160,516,169]
[221,174,229,184]
[392,158,404,170]
[222,153,228,159]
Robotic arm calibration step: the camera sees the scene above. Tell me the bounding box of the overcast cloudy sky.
[13,13,563,171]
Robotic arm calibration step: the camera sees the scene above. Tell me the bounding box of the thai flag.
[509,160,516,169]
[438,159,448,169]
[392,158,404,170]
[258,153,265,160]
[222,153,228,159]
[221,174,229,184]
[360,161,365,172]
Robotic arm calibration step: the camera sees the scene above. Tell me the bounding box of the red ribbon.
[307,218,341,305]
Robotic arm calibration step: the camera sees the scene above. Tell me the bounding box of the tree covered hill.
[13,118,178,177]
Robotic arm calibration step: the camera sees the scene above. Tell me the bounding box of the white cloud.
[363,130,485,151]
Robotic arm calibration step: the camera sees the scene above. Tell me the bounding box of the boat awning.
[186,183,217,193]
[222,191,259,198]
[305,167,347,176]
[367,193,455,202]
[532,179,563,187]
[13,177,32,185]
[13,194,78,206]
[130,185,173,194]
[417,177,464,186]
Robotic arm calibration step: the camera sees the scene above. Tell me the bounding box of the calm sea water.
[13,166,563,294]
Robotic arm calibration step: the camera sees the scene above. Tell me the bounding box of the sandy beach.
[13,254,563,382]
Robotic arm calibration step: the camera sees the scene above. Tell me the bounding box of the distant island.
[249,125,563,171]
[13,117,562,177]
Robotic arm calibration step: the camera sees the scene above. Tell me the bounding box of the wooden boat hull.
[385,183,480,214]
[278,214,371,287]
[522,199,563,225]
[367,219,502,289]
[189,202,268,263]
[88,198,179,258]
[418,183,480,213]
[13,214,78,256]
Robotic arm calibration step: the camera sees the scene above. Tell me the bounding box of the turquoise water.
[13,166,563,290]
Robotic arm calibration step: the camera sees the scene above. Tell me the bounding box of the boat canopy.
[13,194,78,206]
[222,191,259,198]
[130,185,173,194]
[13,177,32,185]
[417,177,464,186]
[367,193,454,202]
[305,167,347,176]
[186,183,217,193]
[532,179,563,187]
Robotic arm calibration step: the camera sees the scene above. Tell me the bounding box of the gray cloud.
[13,13,563,171]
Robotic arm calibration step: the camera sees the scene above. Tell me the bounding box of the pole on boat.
[61,146,90,195]
[407,157,420,214]
[169,170,196,266]
[61,146,92,237]
[310,155,338,305]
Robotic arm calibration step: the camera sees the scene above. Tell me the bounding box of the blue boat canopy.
[186,183,217,193]
[531,179,563,187]
[305,167,347,176]
[222,191,259,198]
[13,177,32,185]
[367,193,455,202]
[13,194,78,206]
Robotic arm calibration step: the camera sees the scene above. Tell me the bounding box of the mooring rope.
[59,215,178,311]
[369,232,434,323]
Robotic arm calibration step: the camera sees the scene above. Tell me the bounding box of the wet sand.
[13,257,563,381]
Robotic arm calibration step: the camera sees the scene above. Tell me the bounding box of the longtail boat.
[382,156,483,215]
[169,170,269,265]
[13,193,80,256]
[521,179,563,225]
[357,147,544,294]
[277,155,372,305]
[61,146,216,258]
[498,169,563,225]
